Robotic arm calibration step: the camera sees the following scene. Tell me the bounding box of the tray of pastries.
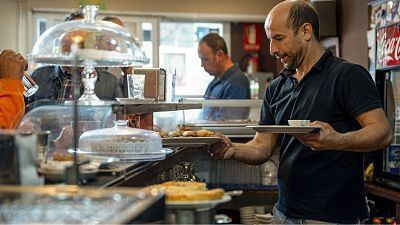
[160,129,223,146]
[155,181,230,209]
[37,152,100,182]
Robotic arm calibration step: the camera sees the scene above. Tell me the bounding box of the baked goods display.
[53,152,74,161]
[79,120,163,154]
[156,181,225,201]
[158,129,215,138]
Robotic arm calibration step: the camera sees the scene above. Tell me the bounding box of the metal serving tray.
[0,185,164,224]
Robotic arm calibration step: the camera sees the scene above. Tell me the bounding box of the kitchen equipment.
[165,194,231,224]
[0,130,52,185]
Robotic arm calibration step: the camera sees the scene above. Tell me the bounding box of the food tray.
[116,98,155,104]
[247,125,321,134]
[162,137,222,145]
[166,194,231,209]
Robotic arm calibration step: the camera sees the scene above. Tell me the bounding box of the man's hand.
[0,49,27,80]
[208,132,235,160]
[293,121,344,150]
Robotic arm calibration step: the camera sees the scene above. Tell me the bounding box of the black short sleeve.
[337,64,382,118]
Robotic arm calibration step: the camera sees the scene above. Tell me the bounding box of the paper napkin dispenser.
[129,68,166,101]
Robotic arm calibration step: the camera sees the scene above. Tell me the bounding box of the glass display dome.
[17,105,115,152]
[79,120,163,156]
[29,6,148,67]
[28,5,149,104]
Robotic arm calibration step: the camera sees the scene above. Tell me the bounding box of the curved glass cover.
[29,6,149,67]
[79,120,162,154]
[17,105,115,152]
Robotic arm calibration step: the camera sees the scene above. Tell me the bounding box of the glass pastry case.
[0,185,164,224]
[153,99,263,138]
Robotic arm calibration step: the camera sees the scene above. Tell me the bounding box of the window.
[159,22,226,97]
[30,10,230,97]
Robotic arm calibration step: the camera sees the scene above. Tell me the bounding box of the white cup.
[288,120,310,126]
[0,50,39,97]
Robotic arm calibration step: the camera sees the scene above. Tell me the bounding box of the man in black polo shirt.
[209,0,392,224]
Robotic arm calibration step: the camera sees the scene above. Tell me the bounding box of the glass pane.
[142,22,153,68]
[37,19,47,39]
[160,22,224,97]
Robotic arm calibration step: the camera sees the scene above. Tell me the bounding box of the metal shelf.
[112,102,202,114]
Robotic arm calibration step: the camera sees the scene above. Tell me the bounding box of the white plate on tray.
[116,98,155,104]
[166,194,231,209]
[37,163,99,182]
[162,137,222,145]
[70,148,173,162]
[247,125,321,134]
[67,149,121,164]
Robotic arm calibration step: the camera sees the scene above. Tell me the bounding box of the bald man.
[208,0,391,223]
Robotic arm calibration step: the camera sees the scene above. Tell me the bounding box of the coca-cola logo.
[378,25,400,67]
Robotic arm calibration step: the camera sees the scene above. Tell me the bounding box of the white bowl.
[288,120,310,126]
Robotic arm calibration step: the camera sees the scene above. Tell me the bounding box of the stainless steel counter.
[0,185,165,224]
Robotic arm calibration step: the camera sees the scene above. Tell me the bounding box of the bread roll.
[168,130,181,137]
[158,131,168,138]
[196,129,214,137]
[182,131,196,137]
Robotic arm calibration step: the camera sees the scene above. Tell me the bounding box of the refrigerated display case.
[374,22,400,191]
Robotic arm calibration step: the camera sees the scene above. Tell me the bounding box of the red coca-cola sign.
[377,24,400,68]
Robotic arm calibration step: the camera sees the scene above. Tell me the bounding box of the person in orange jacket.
[0,49,27,129]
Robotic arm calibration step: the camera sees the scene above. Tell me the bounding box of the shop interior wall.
[337,0,369,69]
[0,0,281,55]
[230,22,277,75]
[0,0,23,52]
[0,0,370,73]
[25,0,281,15]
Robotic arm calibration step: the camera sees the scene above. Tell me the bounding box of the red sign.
[243,23,262,51]
[377,24,400,68]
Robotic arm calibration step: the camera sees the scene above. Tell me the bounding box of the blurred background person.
[101,16,133,96]
[198,33,250,121]
[0,49,28,128]
[198,33,250,99]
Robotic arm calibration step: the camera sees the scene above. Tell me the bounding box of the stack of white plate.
[240,206,256,224]
[254,213,273,224]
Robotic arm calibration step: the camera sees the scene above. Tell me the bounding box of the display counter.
[7,100,276,224]
[0,185,164,224]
